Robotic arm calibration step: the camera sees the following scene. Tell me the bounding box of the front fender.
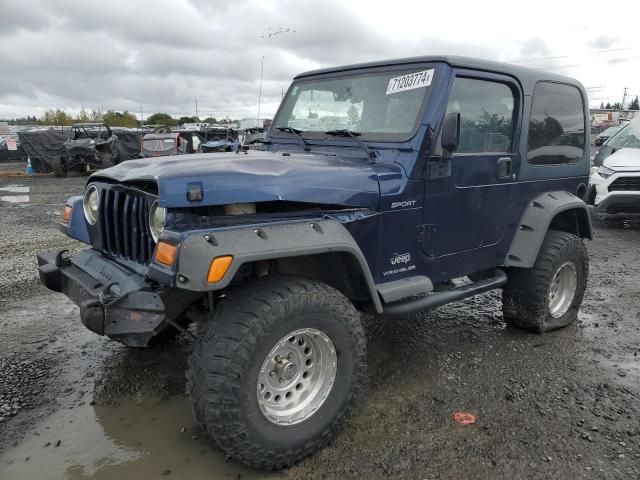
[155,218,382,313]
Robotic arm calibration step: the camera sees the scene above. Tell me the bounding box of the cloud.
[1,0,639,119]
[0,0,51,36]
[588,36,619,50]
[518,38,551,59]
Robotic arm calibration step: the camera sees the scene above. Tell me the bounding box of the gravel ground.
[0,174,639,479]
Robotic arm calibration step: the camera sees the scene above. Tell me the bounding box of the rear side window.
[445,77,515,154]
[527,82,585,165]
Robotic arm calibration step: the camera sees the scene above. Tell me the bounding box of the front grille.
[609,177,640,192]
[99,188,155,264]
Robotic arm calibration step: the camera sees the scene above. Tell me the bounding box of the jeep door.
[422,71,522,259]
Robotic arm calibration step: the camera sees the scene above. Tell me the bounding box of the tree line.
[599,96,640,111]
[5,109,238,128]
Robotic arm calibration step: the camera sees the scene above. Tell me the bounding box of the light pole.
[257,56,264,128]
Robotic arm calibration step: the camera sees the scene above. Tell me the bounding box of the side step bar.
[381,269,507,316]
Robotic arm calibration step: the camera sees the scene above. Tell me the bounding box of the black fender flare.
[505,191,592,268]
[169,218,383,313]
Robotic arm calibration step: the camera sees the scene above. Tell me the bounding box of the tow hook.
[54,249,71,267]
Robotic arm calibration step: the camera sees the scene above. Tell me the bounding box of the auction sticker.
[386,69,434,95]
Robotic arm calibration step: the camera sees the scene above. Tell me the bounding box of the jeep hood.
[92,151,398,209]
[602,148,640,170]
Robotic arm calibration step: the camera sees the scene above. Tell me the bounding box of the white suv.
[589,119,640,217]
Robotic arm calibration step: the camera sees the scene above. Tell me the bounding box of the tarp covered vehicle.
[54,123,120,177]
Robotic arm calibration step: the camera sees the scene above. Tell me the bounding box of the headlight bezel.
[596,165,615,179]
[149,200,166,243]
[83,185,99,225]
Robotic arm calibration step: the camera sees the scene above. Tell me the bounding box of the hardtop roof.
[294,55,584,94]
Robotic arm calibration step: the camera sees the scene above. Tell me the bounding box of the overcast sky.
[1,0,639,121]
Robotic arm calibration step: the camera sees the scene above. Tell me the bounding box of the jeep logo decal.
[390,253,411,265]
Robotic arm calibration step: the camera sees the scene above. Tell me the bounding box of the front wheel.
[502,230,589,332]
[186,276,366,470]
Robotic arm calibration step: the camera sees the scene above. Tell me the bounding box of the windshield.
[70,126,103,140]
[607,120,640,149]
[601,126,621,136]
[143,138,176,152]
[273,67,435,141]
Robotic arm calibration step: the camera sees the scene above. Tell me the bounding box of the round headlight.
[149,200,166,242]
[83,185,99,225]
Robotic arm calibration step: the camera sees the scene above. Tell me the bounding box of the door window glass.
[445,78,515,154]
[527,82,585,165]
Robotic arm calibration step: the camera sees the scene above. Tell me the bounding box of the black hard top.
[295,55,584,95]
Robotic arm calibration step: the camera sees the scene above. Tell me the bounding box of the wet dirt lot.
[1,174,639,479]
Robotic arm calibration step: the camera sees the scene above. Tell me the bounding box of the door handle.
[497,157,512,179]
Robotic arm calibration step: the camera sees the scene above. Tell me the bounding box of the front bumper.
[38,249,167,347]
[590,171,640,215]
[594,193,640,214]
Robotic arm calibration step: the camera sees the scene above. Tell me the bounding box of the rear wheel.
[502,230,588,332]
[52,156,67,177]
[186,275,366,470]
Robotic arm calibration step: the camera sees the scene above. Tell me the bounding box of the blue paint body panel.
[201,140,232,150]
[92,152,392,209]
[66,196,90,244]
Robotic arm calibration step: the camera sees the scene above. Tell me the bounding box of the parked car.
[201,127,239,152]
[54,123,120,177]
[38,56,592,470]
[588,148,640,217]
[594,125,622,146]
[593,117,640,166]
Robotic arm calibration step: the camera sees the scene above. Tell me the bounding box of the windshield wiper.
[324,129,376,160]
[275,126,310,151]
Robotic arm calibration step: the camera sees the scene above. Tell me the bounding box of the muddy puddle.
[0,395,277,480]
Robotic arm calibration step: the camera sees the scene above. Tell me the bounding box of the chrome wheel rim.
[257,328,337,425]
[548,262,578,318]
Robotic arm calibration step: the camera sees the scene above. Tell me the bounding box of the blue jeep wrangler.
[38,56,592,469]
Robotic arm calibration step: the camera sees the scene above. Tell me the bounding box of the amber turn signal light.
[154,242,177,267]
[62,205,72,222]
[207,256,233,283]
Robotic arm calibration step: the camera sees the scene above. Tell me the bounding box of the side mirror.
[441,112,460,153]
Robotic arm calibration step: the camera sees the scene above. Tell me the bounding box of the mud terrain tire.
[186,275,366,470]
[503,230,588,332]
